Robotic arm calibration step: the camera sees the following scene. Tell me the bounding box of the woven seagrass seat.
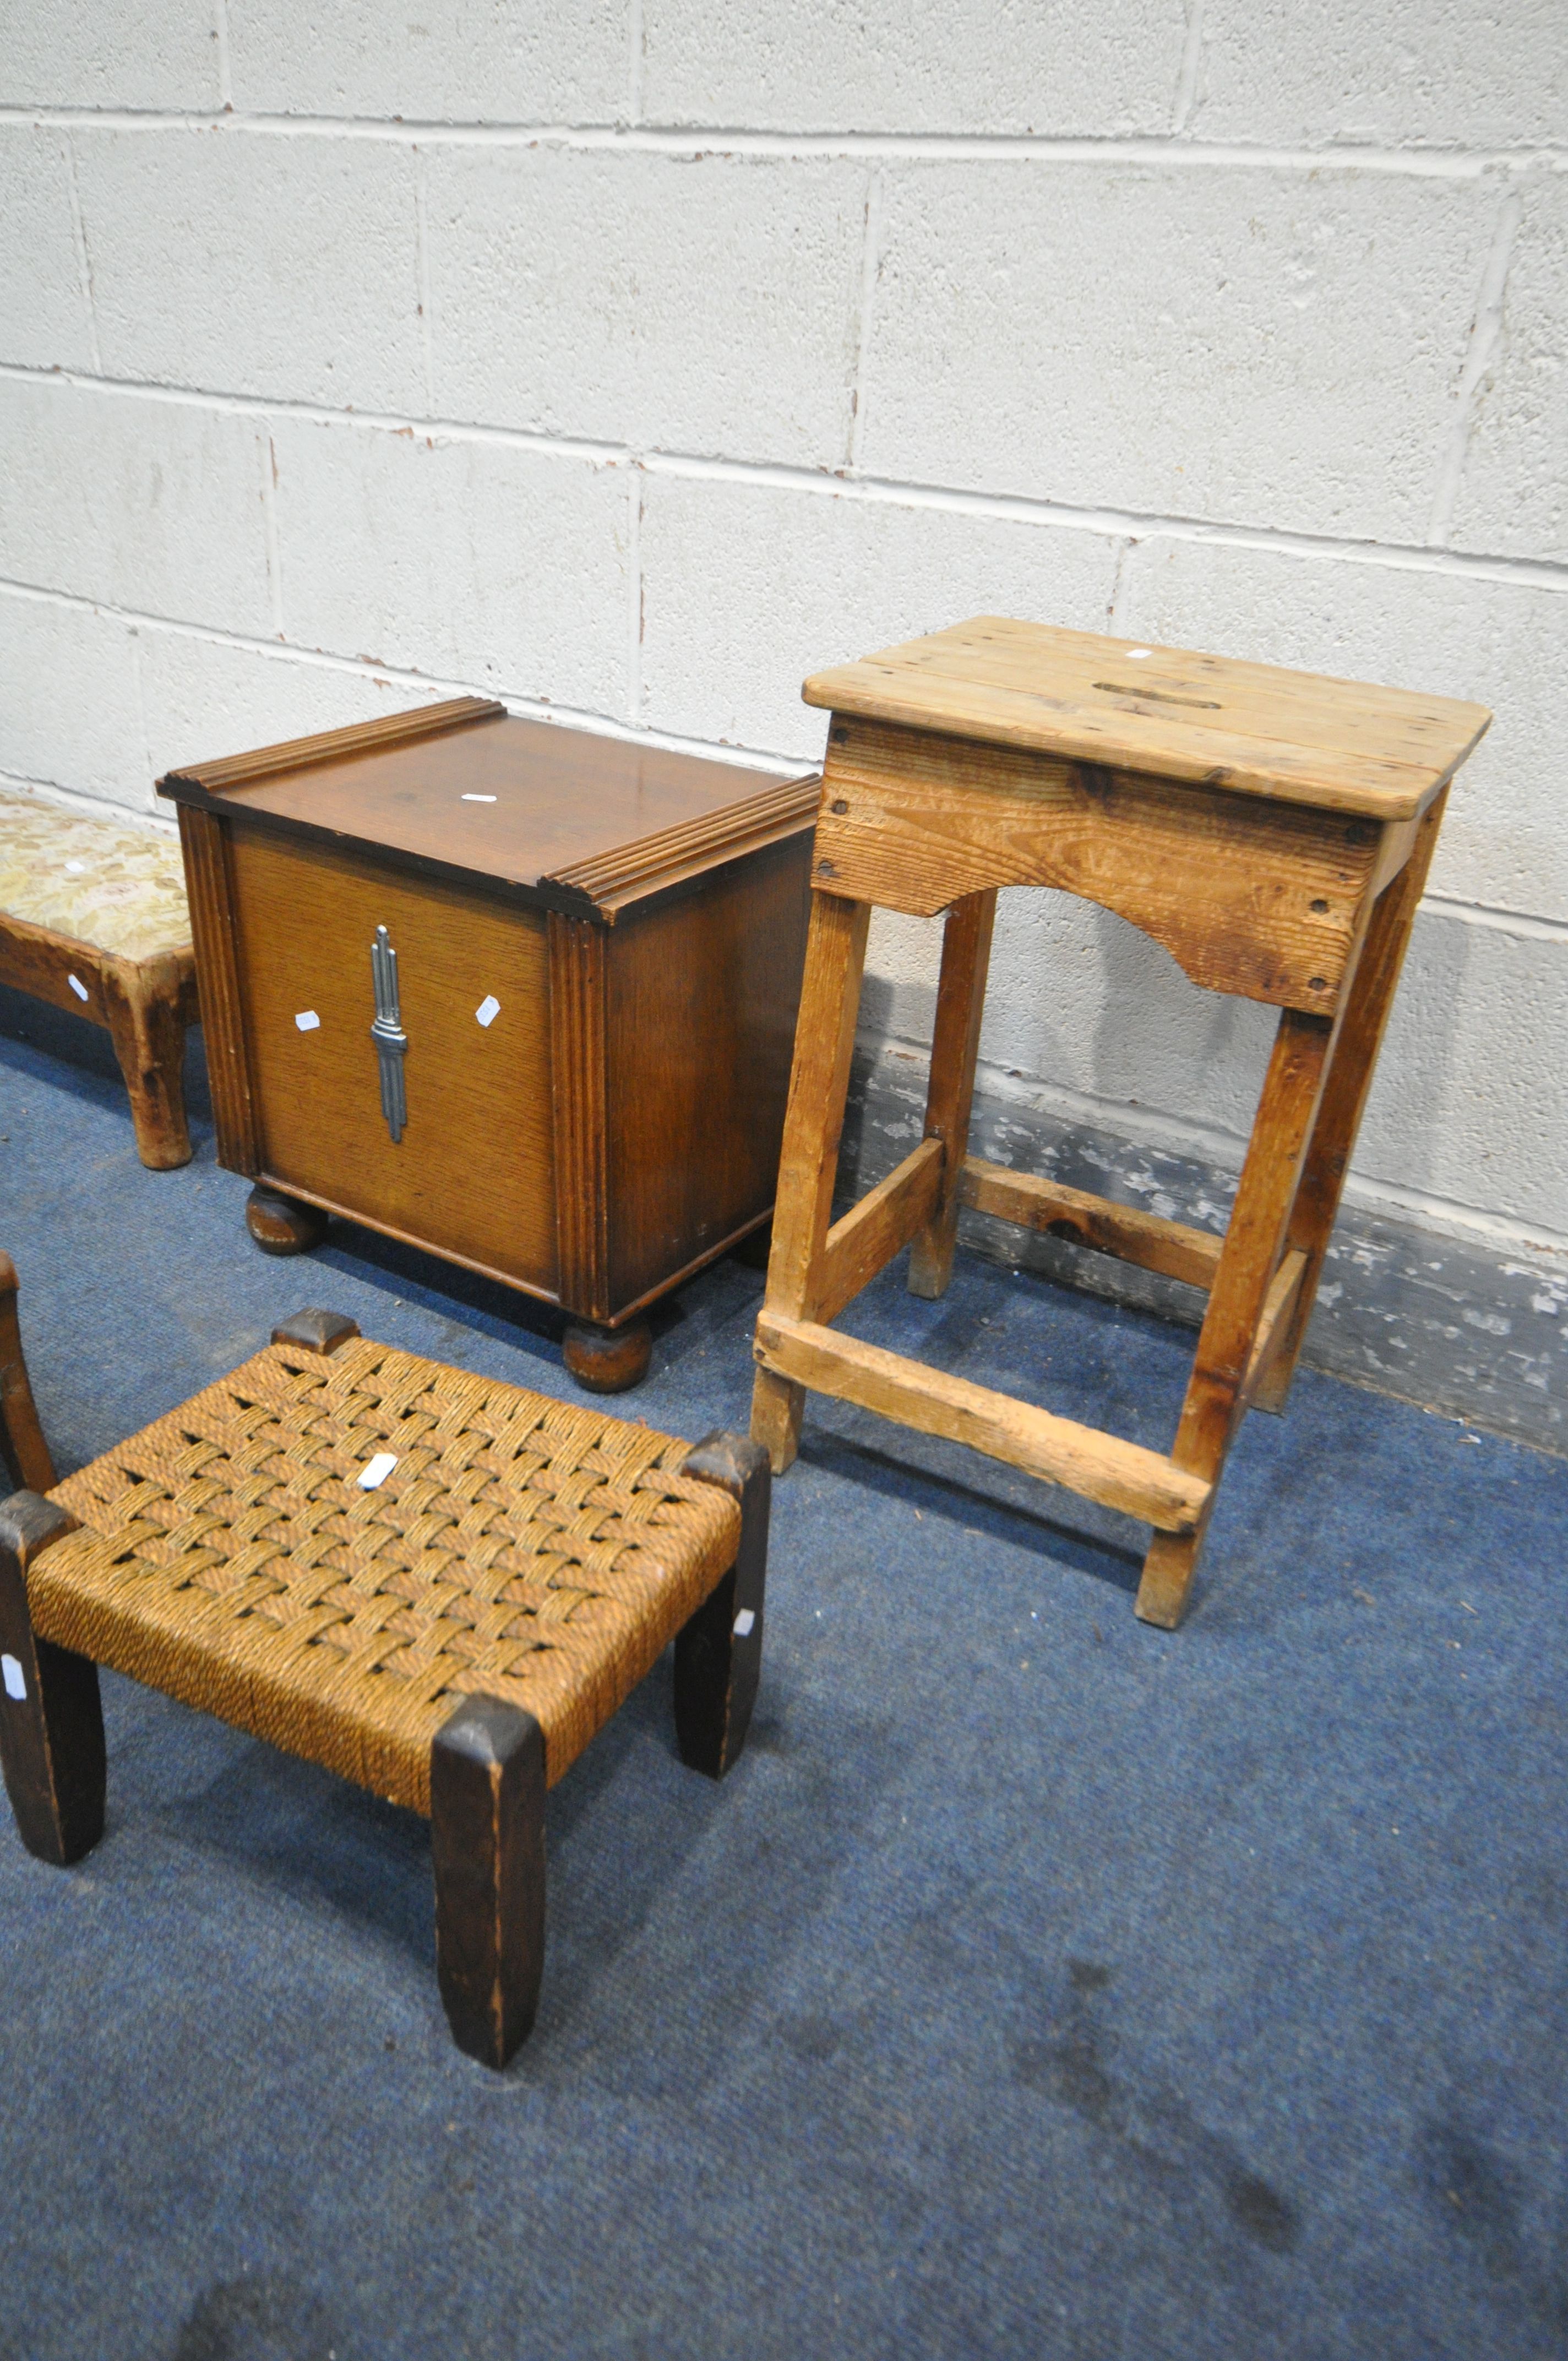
[0,1303,770,2066]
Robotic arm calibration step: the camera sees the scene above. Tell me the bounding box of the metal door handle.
[369,924,407,1143]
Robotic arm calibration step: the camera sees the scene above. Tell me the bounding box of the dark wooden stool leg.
[0,1493,105,1867]
[245,1184,330,1256]
[0,1256,56,1495]
[751,893,871,1472]
[431,1695,546,2069]
[102,953,192,1171]
[908,889,997,1301]
[1253,793,1446,1416]
[562,1316,652,1394]
[1136,1008,1337,1630]
[270,1309,362,1356]
[675,1433,770,1778]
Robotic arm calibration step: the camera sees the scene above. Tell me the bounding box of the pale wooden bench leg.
[674,1433,770,1778]
[1136,1007,1338,1629]
[101,951,193,1171]
[909,888,997,1301]
[431,1694,546,2069]
[0,1256,56,1495]
[751,893,870,1473]
[0,1493,105,1867]
[1252,791,1446,1416]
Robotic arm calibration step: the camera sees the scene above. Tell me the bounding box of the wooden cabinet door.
[227,824,557,1294]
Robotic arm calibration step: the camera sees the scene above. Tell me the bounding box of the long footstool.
[0,1308,769,2065]
[0,787,197,1168]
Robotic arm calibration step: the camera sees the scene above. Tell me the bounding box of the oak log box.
[157,699,817,1358]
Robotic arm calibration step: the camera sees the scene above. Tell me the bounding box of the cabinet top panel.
[159,698,819,919]
[804,617,1491,820]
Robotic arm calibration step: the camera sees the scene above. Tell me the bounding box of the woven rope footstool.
[0,1310,769,2067]
[0,787,198,1169]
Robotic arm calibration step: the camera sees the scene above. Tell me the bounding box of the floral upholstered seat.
[0,788,198,1166]
[0,788,190,961]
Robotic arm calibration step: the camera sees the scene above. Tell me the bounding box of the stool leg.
[674,1433,770,1778]
[0,1256,56,1495]
[908,889,997,1301]
[1136,1008,1337,1630]
[1253,792,1446,1416]
[751,893,871,1472]
[431,1695,546,2069]
[0,1493,105,1867]
[101,953,192,1171]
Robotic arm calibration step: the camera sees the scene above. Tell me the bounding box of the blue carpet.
[3,983,1567,2361]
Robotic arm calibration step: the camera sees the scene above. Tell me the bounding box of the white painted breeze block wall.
[2,2,1565,1271]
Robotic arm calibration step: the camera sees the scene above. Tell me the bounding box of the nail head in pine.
[750,617,1491,1628]
[157,703,817,1391]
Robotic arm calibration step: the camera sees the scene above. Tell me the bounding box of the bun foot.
[730,1221,773,1272]
[246,1184,329,1258]
[562,1316,652,1394]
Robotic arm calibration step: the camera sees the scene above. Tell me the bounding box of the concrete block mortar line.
[212,0,232,112]
[847,167,884,475]
[1106,537,1135,630]
[1426,181,1524,548]
[3,572,1564,953]
[625,0,643,129]
[262,432,284,637]
[0,766,179,834]
[0,575,814,779]
[627,467,644,729]
[61,131,102,374]
[1422,895,1568,946]
[868,1035,1568,1261]
[414,153,436,416]
[3,361,1567,595]
[4,107,1567,175]
[128,627,151,789]
[1171,0,1206,137]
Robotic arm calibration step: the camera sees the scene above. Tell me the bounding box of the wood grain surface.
[547,913,609,1320]
[227,823,557,1293]
[818,1139,944,1324]
[0,1256,56,1495]
[164,694,503,795]
[805,616,1490,818]
[814,717,1384,1010]
[754,1311,1210,1531]
[603,837,811,1316]
[164,709,811,920]
[0,911,198,1169]
[178,804,259,1173]
[674,1431,771,1780]
[750,891,871,1470]
[0,1493,105,1869]
[907,889,997,1298]
[431,1693,546,2070]
[957,1160,1224,1292]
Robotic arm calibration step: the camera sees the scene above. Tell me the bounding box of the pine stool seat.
[0,1309,769,2066]
[750,617,1490,1628]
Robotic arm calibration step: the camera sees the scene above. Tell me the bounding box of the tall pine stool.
[749,618,1489,1627]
